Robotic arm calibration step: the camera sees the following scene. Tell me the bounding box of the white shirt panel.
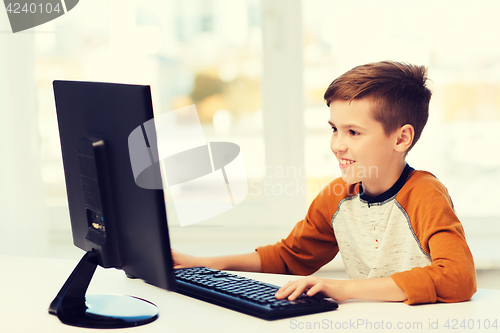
[332,194,432,279]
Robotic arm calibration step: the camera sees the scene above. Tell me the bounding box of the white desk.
[2,255,499,333]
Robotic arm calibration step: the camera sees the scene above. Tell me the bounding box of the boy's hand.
[170,250,262,272]
[171,249,203,269]
[275,277,351,302]
[275,276,407,302]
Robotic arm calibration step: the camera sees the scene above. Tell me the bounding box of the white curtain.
[261,0,306,219]
[0,30,48,256]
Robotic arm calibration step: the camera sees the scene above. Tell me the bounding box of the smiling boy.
[173,61,477,304]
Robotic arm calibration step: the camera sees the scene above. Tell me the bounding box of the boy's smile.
[329,99,407,197]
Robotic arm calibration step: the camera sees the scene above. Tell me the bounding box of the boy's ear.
[394,124,414,152]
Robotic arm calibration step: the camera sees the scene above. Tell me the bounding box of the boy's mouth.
[339,158,355,168]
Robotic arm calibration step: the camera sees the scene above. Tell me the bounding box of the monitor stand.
[49,251,159,328]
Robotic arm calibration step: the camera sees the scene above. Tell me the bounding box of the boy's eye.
[331,126,337,133]
[349,130,359,136]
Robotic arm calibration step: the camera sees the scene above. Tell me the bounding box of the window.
[33,0,308,259]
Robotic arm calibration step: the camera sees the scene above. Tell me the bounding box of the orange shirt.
[256,168,476,304]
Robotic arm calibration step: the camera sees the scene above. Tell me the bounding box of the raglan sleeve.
[391,175,477,305]
[255,183,341,276]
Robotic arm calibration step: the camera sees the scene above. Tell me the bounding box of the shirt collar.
[359,163,414,204]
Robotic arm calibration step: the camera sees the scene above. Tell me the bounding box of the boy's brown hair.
[324,61,432,151]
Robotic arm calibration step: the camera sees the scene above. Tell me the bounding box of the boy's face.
[329,99,404,196]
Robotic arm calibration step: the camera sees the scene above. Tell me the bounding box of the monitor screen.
[50,80,177,328]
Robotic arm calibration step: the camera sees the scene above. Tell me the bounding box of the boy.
[173,61,477,305]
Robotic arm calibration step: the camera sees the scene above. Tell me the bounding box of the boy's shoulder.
[404,169,448,191]
[398,169,453,207]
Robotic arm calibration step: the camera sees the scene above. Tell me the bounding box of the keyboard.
[174,266,338,320]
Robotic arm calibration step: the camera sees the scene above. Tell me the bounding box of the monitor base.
[49,251,158,328]
[56,294,158,328]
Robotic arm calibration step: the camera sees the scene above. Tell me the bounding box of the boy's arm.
[390,174,477,304]
[172,250,262,272]
[171,181,338,275]
[390,227,476,305]
[173,180,346,277]
[256,181,347,275]
[276,276,406,302]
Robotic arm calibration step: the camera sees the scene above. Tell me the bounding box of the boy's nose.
[331,137,347,154]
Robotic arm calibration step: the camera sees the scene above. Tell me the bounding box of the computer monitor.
[49,80,177,328]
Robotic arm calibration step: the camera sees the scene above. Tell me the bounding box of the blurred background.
[1,0,499,288]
